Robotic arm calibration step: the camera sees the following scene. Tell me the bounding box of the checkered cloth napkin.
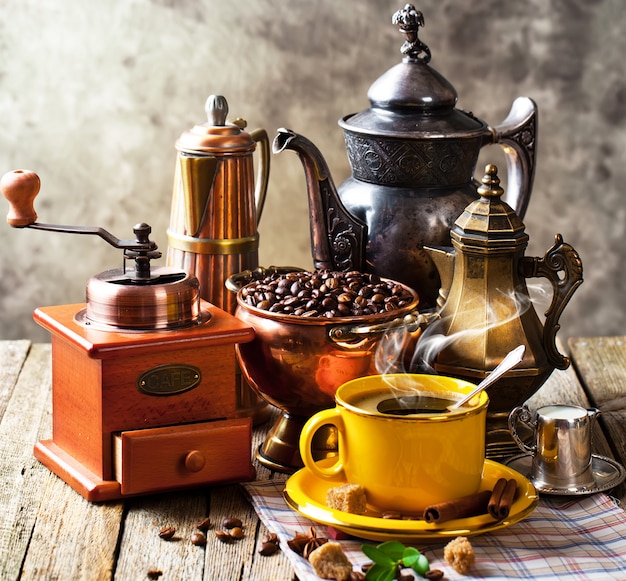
[243,479,626,580]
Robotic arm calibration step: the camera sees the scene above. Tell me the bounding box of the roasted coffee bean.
[222,517,243,529]
[215,530,233,543]
[259,541,279,556]
[424,570,445,580]
[190,532,207,546]
[229,526,245,539]
[158,526,176,540]
[242,270,414,318]
[196,517,212,532]
[147,570,163,580]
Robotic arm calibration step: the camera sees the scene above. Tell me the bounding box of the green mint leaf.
[401,546,421,568]
[361,544,395,567]
[377,540,407,561]
[409,553,430,576]
[365,563,397,581]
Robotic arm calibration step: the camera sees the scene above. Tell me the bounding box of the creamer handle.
[508,406,536,454]
[490,96,538,219]
[250,128,270,224]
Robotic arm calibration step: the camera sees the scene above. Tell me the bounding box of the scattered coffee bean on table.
[158,526,176,540]
[240,270,414,317]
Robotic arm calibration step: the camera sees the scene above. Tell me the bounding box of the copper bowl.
[229,267,421,472]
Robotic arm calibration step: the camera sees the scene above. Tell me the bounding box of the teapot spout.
[273,128,366,272]
[423,245,455,309]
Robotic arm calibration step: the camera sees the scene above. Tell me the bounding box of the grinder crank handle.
[0,169,159,254]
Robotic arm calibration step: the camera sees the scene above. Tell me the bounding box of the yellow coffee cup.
[299,374,488,514]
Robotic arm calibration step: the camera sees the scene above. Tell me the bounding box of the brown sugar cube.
[444,536,475,575]
[326,483,367,515]
[308,541,353,581]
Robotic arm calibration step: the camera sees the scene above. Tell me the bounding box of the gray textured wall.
[1,0,625,344]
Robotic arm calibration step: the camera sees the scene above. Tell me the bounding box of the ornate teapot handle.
[521,234,584,369]
[489,96,538,220]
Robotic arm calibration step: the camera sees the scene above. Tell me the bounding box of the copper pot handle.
[328,311,437,346]
[521,234,584,370]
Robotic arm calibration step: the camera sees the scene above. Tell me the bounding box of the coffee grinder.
[1,169,256,501]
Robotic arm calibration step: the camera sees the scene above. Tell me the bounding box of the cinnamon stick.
[423,490,492,524]
[488,478,517,520]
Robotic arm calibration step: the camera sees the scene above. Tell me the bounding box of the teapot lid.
[452,164,528,248]
[176,95,256,154]
[340,5,486,137]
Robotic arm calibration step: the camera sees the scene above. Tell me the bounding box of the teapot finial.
[477,164,505,199]
[205,94,228,126]
[392,4,431,62]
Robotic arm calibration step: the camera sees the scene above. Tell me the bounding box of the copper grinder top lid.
[83,266,203,331]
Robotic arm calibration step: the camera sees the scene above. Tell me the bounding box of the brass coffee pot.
[421,164,583,458]
[273,5,538,309]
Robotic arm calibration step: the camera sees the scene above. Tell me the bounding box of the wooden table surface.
[1,337,625,580]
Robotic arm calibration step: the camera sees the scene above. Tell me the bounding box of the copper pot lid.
[77,266,204,331]
[175,95,256,154]
[339,4,486,138]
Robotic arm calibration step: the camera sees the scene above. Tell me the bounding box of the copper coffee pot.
[421,164,583,458]
[166,94,270,315]
[272,5,538,309]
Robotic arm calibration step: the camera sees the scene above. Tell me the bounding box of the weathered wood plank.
[0,343,54,580]
[115,492,207,580]
[20,473,124,581]
[0,343,125,581]
[569,336,626,504]
[569,337,626,406]
[0,340,31,421]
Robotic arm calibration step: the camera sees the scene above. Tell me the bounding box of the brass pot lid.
[452,164,528,248]
[83,266,203,330]
[339,4,486,138]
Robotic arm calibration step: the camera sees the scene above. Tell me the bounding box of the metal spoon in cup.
[376,345,526,415]
[448,344,526,410]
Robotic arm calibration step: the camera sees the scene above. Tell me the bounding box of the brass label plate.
[137,364,202,396]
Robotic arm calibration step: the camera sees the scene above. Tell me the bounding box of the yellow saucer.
[283,459,538,542]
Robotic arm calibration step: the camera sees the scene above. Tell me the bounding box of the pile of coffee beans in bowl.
[239,269,416,318]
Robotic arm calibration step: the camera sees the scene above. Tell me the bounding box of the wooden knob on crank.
[0,169,40,227]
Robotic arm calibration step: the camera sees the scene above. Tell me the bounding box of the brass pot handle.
[521,234,584,370]
[250,128,270,224]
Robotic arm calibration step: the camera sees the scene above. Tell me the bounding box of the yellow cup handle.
[299,407,345,480]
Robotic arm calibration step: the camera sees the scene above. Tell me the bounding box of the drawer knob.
[184,450,206,472]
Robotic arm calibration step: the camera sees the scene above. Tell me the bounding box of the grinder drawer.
[114,418,255,495]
